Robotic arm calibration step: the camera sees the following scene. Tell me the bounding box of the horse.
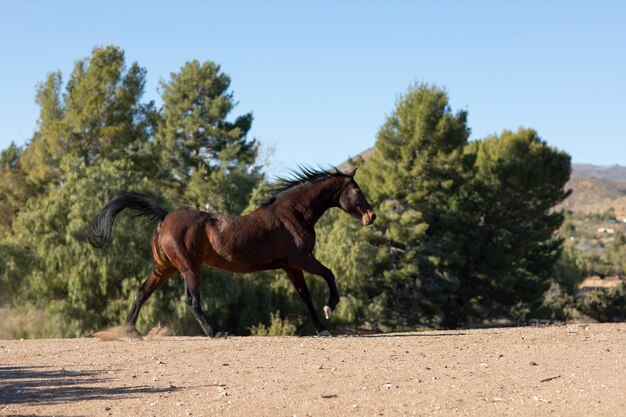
[85,166,376,337]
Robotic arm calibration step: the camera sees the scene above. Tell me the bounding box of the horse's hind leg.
[124,266,175,339]
[182,268,220,337]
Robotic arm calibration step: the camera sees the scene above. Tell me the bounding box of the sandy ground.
[0,323,624,417]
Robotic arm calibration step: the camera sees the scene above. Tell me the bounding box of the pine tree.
[7,46,159,336]
[445,128,572,326]
[20,46,156,186]
[359,83,471,326]
[155,60,260,214]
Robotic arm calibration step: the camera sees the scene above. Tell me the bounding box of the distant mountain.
[572,164,626,182]
[338,147,374,172]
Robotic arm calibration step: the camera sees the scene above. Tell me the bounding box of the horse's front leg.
[291,255,340,320]
[283,268,330,336]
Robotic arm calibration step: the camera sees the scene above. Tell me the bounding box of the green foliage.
[555,211,626,280]
[0,46,264,338]
[0,142,21,169]
[20,46,155,187]
[0,144,32,235]
[12,158,159,336]
[356,83,471,328]
[249,310,298,336]
[576,284,626,322]
[448,128,572,325]
[604,231,626,275]
[3,48,616,338]
[0,240,36,306]
[538,282,575,322]
[155,60,260,213]
[314,210,382,328]
[552,243,586,294]
[0,46,160,337]
[325,85,573,329]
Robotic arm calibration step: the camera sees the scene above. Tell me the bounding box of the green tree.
[358,83,472,328]
[155,60,260,214]
[553,242,586,295]
[5,46,160,336]
[20,46,156,187]
[448,128,571,325]
[335,87,571,330]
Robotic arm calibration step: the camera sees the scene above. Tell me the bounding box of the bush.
[249,311,298,336]
[576,284,626,322]
[0,306,69,339]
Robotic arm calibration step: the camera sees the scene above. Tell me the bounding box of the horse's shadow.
[0,365,175,407]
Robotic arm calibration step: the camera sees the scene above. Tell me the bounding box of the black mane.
[260,166,354,207]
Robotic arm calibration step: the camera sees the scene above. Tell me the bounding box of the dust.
[93,324,174,341]
[145,323,174,340]
[93,326,130,341]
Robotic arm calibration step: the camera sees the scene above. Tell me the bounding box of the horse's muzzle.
[361,211,376,226]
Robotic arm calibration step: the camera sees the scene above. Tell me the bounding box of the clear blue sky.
[1,1,624,173]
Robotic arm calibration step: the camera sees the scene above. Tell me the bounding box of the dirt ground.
[1,323,624,417]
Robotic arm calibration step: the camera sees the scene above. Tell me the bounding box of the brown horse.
[85,166,376,337]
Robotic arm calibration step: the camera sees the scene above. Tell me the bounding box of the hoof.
[323,305,333,320]
[124,326,143,340]
[317,330,332,337]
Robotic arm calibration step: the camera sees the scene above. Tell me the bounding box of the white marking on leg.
[323,305,333,320]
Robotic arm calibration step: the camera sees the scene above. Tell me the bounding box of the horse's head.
[338,170,376,226]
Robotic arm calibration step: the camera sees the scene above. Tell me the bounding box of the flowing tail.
[85,191,168,248]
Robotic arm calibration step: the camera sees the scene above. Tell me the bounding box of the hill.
[561,176,626,219]
[565,165,626,218]
[572,164,626,182]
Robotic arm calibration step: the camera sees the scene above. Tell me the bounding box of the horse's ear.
[347,168,357,177]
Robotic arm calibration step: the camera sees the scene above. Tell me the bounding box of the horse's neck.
[288,180,339,226]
